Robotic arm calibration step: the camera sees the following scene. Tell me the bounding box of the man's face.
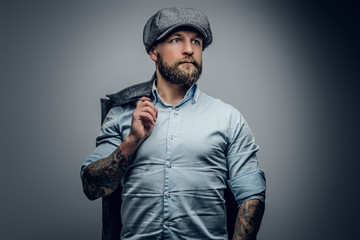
[151,29,203,87]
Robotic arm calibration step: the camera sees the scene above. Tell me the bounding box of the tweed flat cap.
[143,7,213,53]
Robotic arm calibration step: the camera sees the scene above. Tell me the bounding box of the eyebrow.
[170,32,202,39]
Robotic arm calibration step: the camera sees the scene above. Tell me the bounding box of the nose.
[183,40,194,56]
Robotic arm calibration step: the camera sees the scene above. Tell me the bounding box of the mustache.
[176,58,201,68]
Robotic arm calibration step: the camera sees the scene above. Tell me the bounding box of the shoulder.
[198,91,242,120]
[101,78,154,125]
[101,104,134,130]
[106,104,134,119]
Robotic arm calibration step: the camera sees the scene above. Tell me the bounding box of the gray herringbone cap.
[143,7,213,53]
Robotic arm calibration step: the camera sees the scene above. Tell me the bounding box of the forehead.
[165,27,203,39]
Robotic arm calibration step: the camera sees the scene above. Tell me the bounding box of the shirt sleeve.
[80,107,123,181]
[226,110,266,207]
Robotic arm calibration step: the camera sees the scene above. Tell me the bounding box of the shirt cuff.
[227,169,266,207]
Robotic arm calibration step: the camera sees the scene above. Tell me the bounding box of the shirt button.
[165,221,171,227]
[167,192,171,198]
[167,163,172,168]
[169,135,174,140]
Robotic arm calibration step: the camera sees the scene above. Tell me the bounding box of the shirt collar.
[151,78,200,106]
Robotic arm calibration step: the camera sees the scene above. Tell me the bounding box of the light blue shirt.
[82,82,266,239]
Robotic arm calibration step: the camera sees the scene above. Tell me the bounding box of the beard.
[157,53,202,88]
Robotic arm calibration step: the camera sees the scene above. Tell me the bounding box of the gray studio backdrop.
[2,0,358,239]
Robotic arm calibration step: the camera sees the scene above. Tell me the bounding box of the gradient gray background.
[2,0,359,239]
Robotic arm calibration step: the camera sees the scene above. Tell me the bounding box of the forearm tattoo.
[82,147,134,200]
[233,199,265,240]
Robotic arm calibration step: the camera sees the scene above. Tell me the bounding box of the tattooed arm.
[82,97,158,200]
[82,137,138,200]
[232,199,265,240]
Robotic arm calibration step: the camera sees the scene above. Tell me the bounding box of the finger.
[137,99,158,116]
[136,106,157,123]
[138,111,155,126]
[140,96,151,101]
[136,97,151,108]
[136,99,144,108]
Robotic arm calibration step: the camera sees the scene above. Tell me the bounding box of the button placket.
[164,106,179,234]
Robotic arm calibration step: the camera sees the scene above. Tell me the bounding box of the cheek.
[163,52,181,64]
[195,53,202,64]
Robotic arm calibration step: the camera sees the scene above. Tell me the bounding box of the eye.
[170,38,180,43]
[192,39,201,45]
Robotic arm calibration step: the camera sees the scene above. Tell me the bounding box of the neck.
[155,72,190,106]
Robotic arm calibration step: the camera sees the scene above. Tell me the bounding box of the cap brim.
[156,23,208,42]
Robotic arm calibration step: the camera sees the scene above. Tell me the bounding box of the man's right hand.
[83,97,158,200]
[126,97,158,148]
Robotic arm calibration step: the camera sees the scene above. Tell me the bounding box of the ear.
[149,48,157,62]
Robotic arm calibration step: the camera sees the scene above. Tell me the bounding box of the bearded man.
[81,7,266,240]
